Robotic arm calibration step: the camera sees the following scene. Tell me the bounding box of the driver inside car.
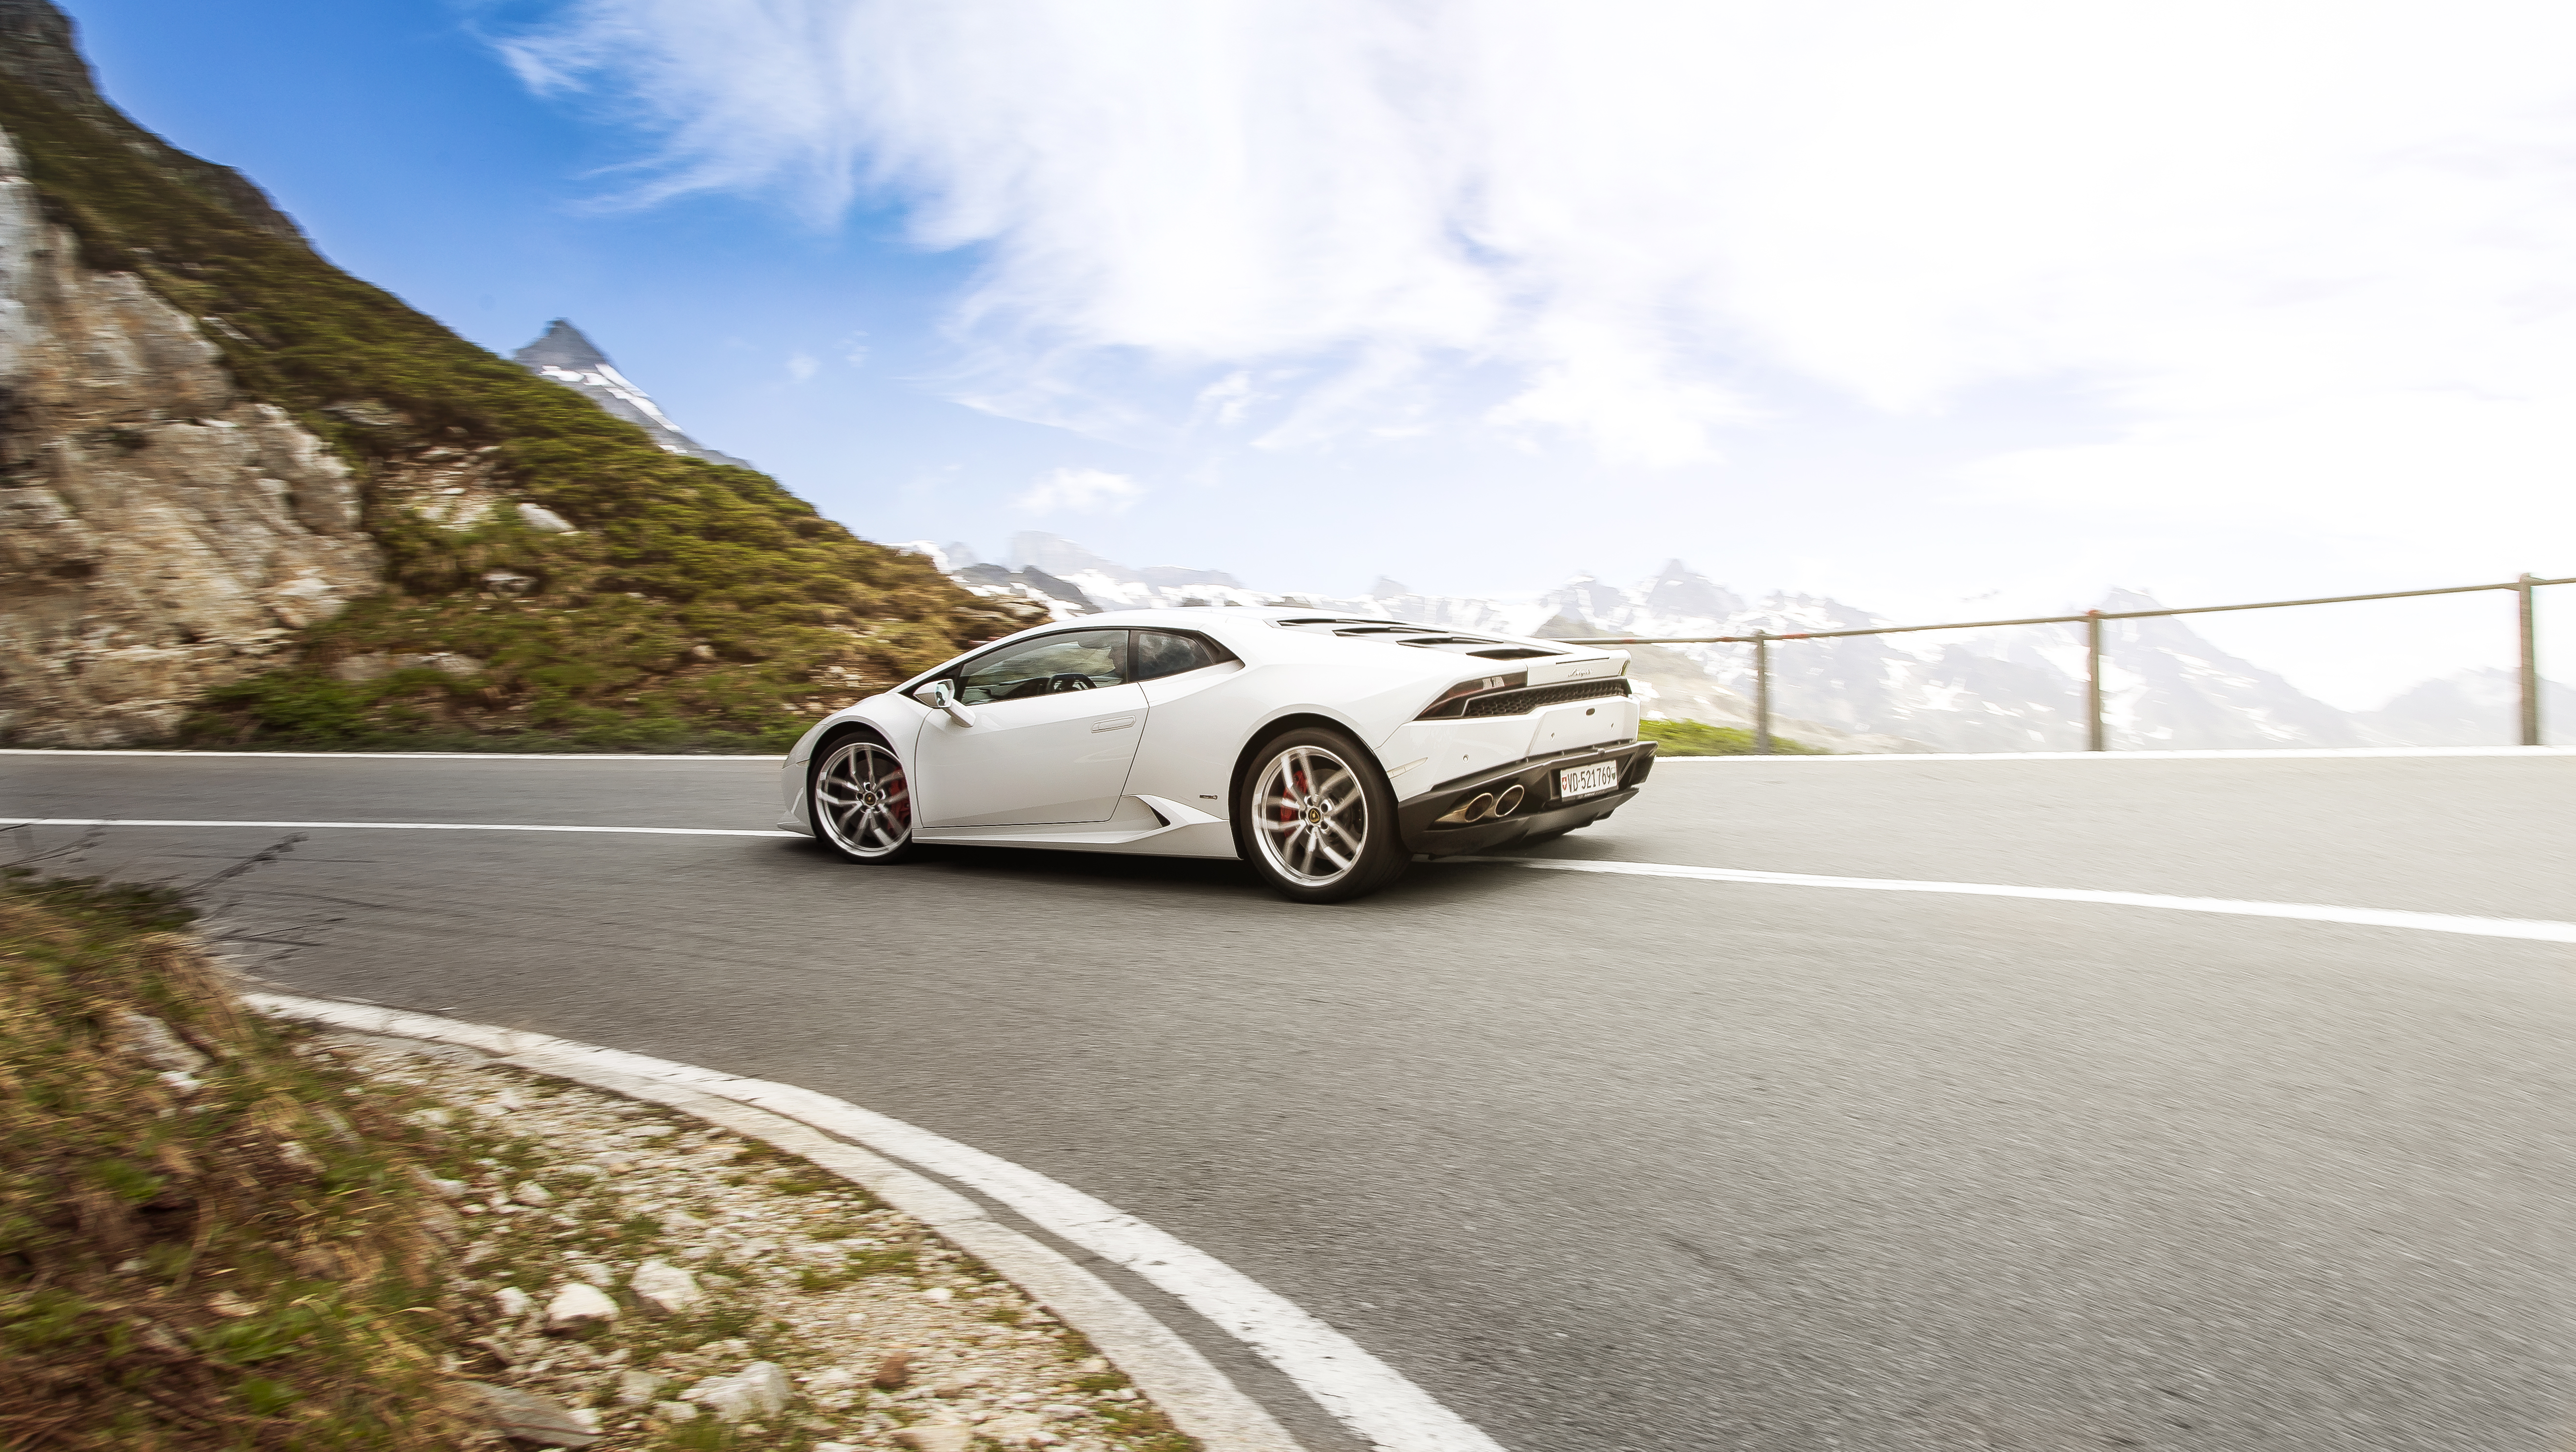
[954,631,1128,704]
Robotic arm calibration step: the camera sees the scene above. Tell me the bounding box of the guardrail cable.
[1564,574,2576,754]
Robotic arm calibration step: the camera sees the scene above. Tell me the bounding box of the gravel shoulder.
[312,1031,1197,1452]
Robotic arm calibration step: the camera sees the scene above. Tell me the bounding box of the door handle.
[1090,715,1138,733]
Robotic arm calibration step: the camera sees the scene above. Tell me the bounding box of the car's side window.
[1131,629,1235,682]
[951,630,1130,705]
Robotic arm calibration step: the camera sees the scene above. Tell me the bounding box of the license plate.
[1558,762,1621,799]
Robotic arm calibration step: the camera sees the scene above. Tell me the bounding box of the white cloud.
[498,0,2576,512]
[1013,466,1146,516]
[1193,371,1259,428]
[1961,391,2576,579]
[786,350,819,381]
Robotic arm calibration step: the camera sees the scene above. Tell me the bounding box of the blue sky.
[62,0,1105,545]
[57,0,2576,705]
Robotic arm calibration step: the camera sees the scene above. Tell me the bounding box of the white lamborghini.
[777,607,1656,902]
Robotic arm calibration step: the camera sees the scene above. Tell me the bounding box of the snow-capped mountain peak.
[1635,559,1748,624]
[898,537,2560,751]
[512,320,753,470]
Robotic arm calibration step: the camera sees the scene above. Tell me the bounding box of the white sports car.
[777,607,1656,902]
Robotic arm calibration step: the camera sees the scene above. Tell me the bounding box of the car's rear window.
[1134,630,1234,681]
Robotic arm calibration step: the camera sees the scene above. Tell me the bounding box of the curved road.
[6,749,2574,1452]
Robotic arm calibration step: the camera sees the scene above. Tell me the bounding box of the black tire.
[808,729,921,864]
[1234,727,1410,904]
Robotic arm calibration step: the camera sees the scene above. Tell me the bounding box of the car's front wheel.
[810,731,919,863]
[1236,728,1409,903]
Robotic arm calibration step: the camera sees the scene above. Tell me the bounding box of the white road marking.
[1457,856,2576,944]
[251,1000,1303,1452]
[11,816,2567,943]
[250,995,1506,1452]
[0,749,782,760]
[6,745,2567,763]
[1652,745,2576,762]
[0,817,797,838]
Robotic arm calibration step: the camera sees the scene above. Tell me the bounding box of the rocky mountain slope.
[923,536,2557,752]
[0,122,382,744]
[0,0,1036,750]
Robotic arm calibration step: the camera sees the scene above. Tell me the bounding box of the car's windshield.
[952,630,1129,704]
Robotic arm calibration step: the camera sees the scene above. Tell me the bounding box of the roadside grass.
[0,867,473,1448]
[1641,717,1827,756]
[0,863,880,1450]
[1,845,1208,1450]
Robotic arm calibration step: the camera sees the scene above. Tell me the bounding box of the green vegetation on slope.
[0,868,472,1448]
[1641,717,1827,756]
[0,61,1028,752]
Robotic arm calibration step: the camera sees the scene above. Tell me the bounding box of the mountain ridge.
[911,538,2558,752]
[0,0,304,244]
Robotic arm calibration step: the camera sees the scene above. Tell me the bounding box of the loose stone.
[458,1382,599,1448]
[687,1360,793,1422]
[543,1282,617,1332]
[630,1257,703,1314]
[614,1368,664,1405]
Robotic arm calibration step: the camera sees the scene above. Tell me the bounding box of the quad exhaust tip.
[1458,792,1498,822]
[1494,784,1525,816]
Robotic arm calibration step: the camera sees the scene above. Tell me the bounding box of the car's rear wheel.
[810,731,919,863]
[1237,728,1409,903]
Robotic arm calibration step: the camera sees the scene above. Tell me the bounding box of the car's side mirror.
[913,678,976,726]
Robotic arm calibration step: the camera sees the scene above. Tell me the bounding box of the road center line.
[1452,856,2576,944]
[250,995,1508,1452]
[0,817,799,838]
[13,817,2566,945]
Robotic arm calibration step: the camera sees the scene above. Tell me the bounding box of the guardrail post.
[1561,571,2573,756]
[2519,573,2541,746]
[2085,610,2106,752]
[1753,630,1772,755]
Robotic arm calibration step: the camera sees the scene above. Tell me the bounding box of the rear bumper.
[1396,739,1657,856]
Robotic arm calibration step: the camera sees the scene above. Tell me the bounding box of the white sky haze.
[482,0,2576,703]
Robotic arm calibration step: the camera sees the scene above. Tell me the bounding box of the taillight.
[1416,671,1529,719]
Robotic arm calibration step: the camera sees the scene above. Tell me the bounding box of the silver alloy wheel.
[1252,742,1370,886]
[814,739,912,858]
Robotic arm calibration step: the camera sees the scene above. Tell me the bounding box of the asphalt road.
[6,749,2573,1452]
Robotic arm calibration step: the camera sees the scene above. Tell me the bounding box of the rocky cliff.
[0,0,1034,751]
[0,129,381,745]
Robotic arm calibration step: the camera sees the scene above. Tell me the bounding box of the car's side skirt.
[913,796,1240,858]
